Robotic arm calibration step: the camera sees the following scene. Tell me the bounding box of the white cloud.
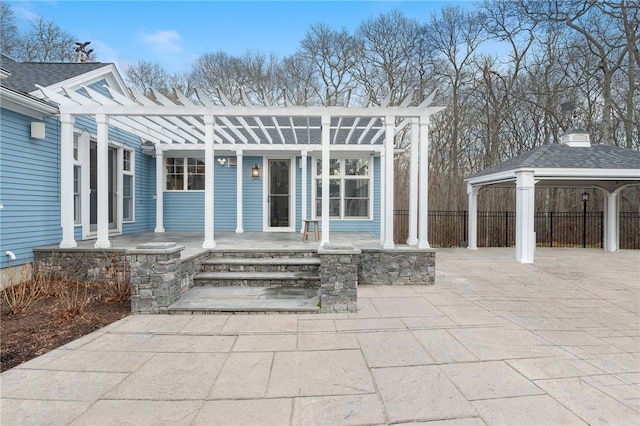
[138,29,182,54]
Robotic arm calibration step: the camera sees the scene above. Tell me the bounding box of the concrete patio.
[2,248,639,425]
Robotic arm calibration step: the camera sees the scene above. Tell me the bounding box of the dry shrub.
[2,264,48,315]
[98,251,131,303]
[57,281,94,322]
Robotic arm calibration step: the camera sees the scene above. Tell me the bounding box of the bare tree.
[423,6,487,209]
[299,23,360,105]
[14,16,77,62]
[353,10,422,106]
[1,3,20,59]
[125,61,171,95]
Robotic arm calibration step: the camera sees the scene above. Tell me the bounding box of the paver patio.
[2,248,638,425]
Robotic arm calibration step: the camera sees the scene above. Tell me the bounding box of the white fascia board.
[156,143,384,153]
[1,87,59,119]
[533,168,640,179]
[52,103,446,119]
[465,170,517,186]
[29,64,130,99]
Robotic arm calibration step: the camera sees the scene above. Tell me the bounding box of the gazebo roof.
[468,143,640,178]
[465,130,640,192]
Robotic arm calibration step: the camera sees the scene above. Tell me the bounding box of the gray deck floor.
[3,248,638,425]
[39,231,382,259]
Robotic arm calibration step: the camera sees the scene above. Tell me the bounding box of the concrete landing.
[168,286,320,313]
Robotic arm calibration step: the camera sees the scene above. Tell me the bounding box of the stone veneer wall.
[318,245,360,313]
[128,242,207,314]
[34,243,207,315]
[358,247,436,285]
[33,248,129,283]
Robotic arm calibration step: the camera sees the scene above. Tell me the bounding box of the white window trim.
[164,156,206,192]
[122,148,135,222]
[73,133,82,226]
[312,154,374,220]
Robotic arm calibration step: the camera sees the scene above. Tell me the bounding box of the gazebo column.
[202,115,216,249]
[154,149,165,232]
[59,114,77,248]
[95,114,111,249]
[235,149,243,233]
[467,183,479,250]
[407,119,418,246]
[300,150,308,233]
[417,117,430,249]
[515,171,535,263]
[320,115,330,246]
[603,190,620,252]
[382,116,395,249]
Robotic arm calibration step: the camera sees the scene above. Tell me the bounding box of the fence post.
[550,211,553,248]
[505,211,509,247]
[463,211,468,245]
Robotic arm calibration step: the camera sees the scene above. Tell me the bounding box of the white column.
[320,115,331,246]
[417,117,430,249]
[95,114,111,249]
[59,114,77,248]
[379,148,386,245]
[407,118,418,246]
[603,190,619,252]
[300,150,308,233]
[467,183,479,250]
[515,171,535,263]
[235,150,244,233]
[154,149,165,232]
[383,116,395,249]
[203,115,216,248]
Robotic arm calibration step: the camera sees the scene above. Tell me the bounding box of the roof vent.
[560,128,591,147]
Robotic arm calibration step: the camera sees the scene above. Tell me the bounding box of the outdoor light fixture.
[31,122,46,139]
[582,192,589,202]
[251,164,260,178]
[217,158,226,166]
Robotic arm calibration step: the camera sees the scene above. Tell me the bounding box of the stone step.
[168,286,320,314]
[193,271,321,288]
[202,257,321,265]
[201,257,320,273]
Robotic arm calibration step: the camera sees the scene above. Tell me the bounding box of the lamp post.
[582,191,589,248]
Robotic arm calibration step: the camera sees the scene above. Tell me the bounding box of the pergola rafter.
[37,81,444,252]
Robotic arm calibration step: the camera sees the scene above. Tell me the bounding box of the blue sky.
[9,1,476,74]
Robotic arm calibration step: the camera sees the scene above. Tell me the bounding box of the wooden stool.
[302,219,320,241]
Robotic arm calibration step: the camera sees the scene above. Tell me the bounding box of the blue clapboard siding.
[162,157,239,231]
[243,156,263,231]
[164,192,204,231]
[214,157,237,231]
[0,110,62,268]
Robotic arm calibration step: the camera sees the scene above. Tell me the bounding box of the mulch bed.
[1,287,130,372]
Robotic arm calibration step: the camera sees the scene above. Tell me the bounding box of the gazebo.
[465,129,640,263]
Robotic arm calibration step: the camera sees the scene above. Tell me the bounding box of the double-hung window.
[315,157,371,219]
[122,149,134,221]
[165,157,205,191]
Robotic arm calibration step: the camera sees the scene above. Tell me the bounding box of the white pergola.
[465,130,640,263]
[37,84,444,250]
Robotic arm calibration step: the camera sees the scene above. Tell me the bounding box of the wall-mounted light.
[217,158,226,166]
[31,122,46,140]
[251,164,260,178]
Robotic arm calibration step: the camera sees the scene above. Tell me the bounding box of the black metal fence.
[394,210,640,249]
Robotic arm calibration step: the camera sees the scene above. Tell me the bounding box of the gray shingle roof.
[467,143,640,179]
[0,54,108,93]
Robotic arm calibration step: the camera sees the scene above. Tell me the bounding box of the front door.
[267,159,293,231]
[89,142,117,232]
